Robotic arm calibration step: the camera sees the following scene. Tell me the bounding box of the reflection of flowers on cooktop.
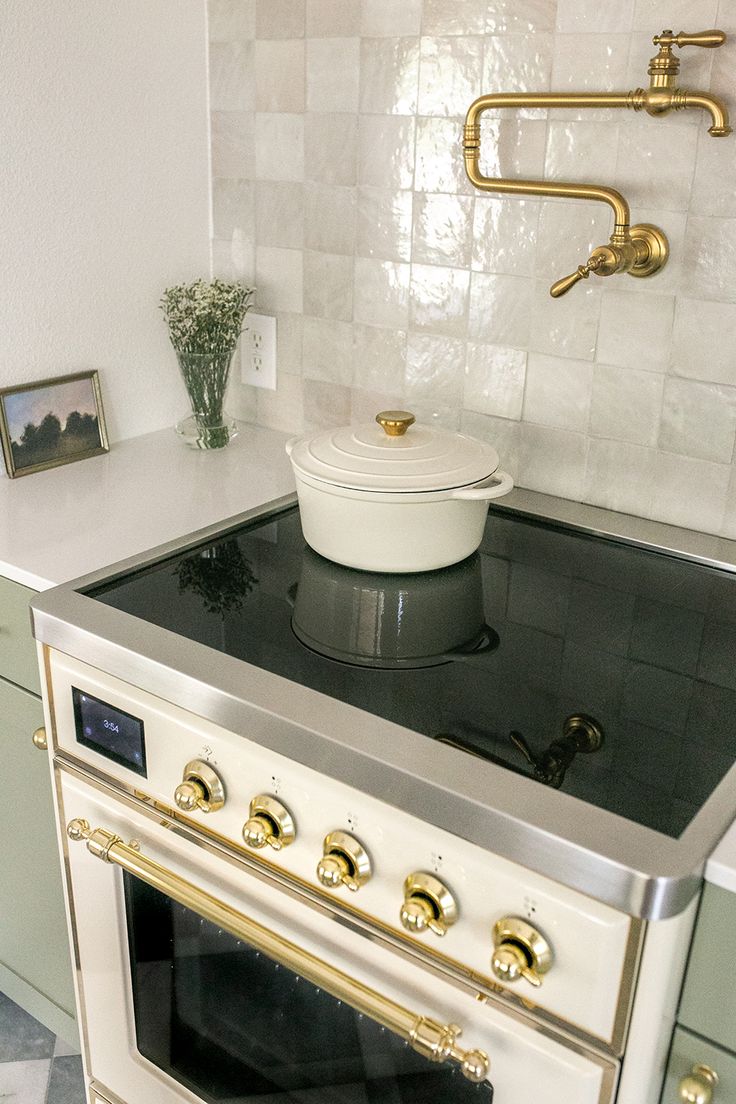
[176,540,257,617]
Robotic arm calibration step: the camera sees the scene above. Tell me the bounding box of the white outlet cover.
[241,312,277,390]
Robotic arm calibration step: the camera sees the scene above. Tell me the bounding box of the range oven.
[33,490,736,1104]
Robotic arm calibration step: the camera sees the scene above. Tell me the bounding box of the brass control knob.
[32,726,48,751]
[400,873,458,937]
[173,759,225,814]
[679,1064,718,1104]
[242,795,296,851]
[376,410,415,437]
[317,831,371,892]
[491,916,553,989]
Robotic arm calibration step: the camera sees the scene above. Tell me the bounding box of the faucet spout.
[682,91,732,136]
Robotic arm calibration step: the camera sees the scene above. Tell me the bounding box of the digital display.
[72,687,147,777]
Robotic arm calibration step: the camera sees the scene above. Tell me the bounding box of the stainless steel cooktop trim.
[31,489,736,921]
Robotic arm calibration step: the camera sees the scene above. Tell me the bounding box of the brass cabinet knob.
[400,872,458,937]
[173,759,225,814]
[375,410,415,437]
[242,795,296,851]
[316,830,372,892]
[491,916,553,989]
[32,726,48,751]
[679,1065,718,1104]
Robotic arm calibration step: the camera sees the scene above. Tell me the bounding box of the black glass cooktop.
[89,505,736,839]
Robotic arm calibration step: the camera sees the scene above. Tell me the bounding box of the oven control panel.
[49,650,635,1049]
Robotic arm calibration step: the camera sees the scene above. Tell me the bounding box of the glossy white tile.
[305,113,358,185]
[307,38,361,113]
[421,0,486,36]
[254,113,304,180]
[519,423,589,499]
[302,316,354,383]
[255,246,304,313]
[211,111,254,179]
[632,0,718,31]
[303,252,354,321]
[464,343,527,419]
[671,297,736,386]
[303,184,356,254]
[303,377,352,429]
[353,257,411,327]
[415,117,474,194]
[409,264,470,337]
[471,196,539,276]
[650,452,730,534]
[468,272,534,346]
[353,323,407,390]
[529,279,601,360]
[486,0,558,34]
[584,439,656,517]
[659,377,736,463]
[523,352,593,432]
[691,128,736,218]
[414,192,475,268]
[545,120,620,184]
[482,34,554,109]
[208,0,255,42]
[359,38,420,116]
[417,36,483,118]
[256,0,305,39]
[460,410,521,479]
[556,0,633,32]
[614,120,698,213]
[272,313,304,375]
[596,289,674,371]
[255,41,305,113]
[210,42,255,111]
[306,0,360,37]
[213,179,254,241]
[682,217,736,301]
[255,180,304,249]
[357,187,413,261]
[351,386,404,423]
[589,364,664,447]
[257,372,304,433]
[358,115,416,188]
[534,199,610,280]
[361,0,422,37]
[405,333,465,402]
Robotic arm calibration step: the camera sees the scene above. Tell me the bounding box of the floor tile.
[45,1055,85,1104]
[0,993,55,1062]
[0,1058,51,1103]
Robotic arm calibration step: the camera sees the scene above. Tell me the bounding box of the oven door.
[59,771,616,1104]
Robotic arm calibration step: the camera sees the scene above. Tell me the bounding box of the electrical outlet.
[241,312,277,390]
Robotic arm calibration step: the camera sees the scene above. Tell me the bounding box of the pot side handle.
[451,470,513,501]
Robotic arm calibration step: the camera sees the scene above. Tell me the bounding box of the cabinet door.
[679,883,736,1053]
[0,575,41,693]
[662,1028,736,1103]
[0,677,75,1017]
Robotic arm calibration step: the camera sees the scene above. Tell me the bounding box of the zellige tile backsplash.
[208,0,736,539]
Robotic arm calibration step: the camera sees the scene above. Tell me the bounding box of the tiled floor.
[0,992,85,1103]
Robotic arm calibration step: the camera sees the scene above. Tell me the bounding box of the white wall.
[0,1,212,444]
[209,0,736,540]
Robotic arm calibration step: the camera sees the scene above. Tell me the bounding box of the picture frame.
[0,370,109,479]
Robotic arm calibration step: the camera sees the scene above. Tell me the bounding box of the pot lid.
[288,410,500,493]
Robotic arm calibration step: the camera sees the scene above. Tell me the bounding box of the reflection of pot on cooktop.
[289,547,499,669]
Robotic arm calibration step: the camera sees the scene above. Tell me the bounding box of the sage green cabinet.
[662,1028,735,1103]
[0,576,77,1044]
[679,883,736,1054]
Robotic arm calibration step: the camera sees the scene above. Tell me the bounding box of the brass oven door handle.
[66,819,490,1086]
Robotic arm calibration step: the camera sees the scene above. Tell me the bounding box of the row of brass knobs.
[172,760,553,987]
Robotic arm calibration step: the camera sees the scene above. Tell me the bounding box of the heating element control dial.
[317,831,372,892]
[174,759,226,814]
[400,872,458,937]
[491,916,553,989]
[242,795,296,851]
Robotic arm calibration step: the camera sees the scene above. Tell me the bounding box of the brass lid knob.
[491,916,553,989]
[375,410,415,437]
[32,726,48,751]
[317,830,372,892]
[173,759,225,815]
[243,795,296,851]
[679,1065,718,1104]
[400,873,458,937]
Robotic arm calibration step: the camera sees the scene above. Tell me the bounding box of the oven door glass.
[124,873,493,1103]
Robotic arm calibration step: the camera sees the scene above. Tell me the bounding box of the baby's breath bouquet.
[161,278,254,449]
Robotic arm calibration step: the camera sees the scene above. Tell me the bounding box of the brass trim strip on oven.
[65,817,491,1086]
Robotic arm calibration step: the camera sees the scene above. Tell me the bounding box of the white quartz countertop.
[706,819,736,893]
[0,424,296,591]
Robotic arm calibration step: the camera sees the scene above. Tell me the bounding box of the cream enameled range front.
[32,490,736,1104]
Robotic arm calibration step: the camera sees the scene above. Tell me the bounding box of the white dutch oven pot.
[286,410,513,573]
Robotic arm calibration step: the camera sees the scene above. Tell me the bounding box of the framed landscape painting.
[0,370,109,478]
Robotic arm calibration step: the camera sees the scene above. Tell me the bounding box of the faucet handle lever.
[549,255,604,299]
[654,29,726,49]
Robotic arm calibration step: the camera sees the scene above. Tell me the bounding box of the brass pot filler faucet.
[463,29,732,298]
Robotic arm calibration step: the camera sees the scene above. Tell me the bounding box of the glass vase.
[174,349,238,450]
